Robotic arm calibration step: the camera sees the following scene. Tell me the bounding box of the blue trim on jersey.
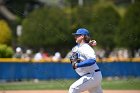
[77,59,96,67]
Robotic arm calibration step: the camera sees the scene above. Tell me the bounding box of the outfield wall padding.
[0,62,140,80]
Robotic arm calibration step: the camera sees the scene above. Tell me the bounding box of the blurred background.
[0,0,140,88]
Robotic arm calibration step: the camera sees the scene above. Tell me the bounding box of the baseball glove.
[70,52,81,69]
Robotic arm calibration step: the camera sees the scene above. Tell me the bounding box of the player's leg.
[69,74,93,93]
[88,85,103,93]
[88,72,103,93]
[69,72,102,93]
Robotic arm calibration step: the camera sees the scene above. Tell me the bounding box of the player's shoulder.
[72,45,79,52]
[82,43,92,48]
[81,43,94,51]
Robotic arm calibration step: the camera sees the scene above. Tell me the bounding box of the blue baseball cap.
[72,28,89,35]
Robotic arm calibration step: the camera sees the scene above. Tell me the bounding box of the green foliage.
[92,5,120,50]
[0,44,14,58]
[116,3,140,49]
[20,6,72,51]
[0,20,12,45]
[71,6,94,32]
[17,1,139,56]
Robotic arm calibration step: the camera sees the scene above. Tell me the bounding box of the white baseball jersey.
[69,43,103,93]
[72,43,99,76]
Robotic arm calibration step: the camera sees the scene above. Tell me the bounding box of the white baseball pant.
[69,71,103,93]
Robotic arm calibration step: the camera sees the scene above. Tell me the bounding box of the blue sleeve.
[77,59,96,67]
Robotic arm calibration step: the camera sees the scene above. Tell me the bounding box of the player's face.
[75,35,84,43]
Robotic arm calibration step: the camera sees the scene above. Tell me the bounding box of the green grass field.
[0,78,140,90]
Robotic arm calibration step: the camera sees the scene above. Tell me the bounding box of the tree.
[115,2,140,57]
[0,20,12,45]
[71,6,94,34]
[0,44,14,58]
[92,5,120,57]
[20,6,72,54]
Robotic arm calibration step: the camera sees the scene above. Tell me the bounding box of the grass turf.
[0,78,140,90]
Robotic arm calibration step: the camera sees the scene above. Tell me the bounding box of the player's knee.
[69,86,80,93]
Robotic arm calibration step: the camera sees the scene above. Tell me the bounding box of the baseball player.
[69,28,103,93]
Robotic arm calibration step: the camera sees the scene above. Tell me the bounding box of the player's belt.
[82,69,100,76]
[95,69,100,72]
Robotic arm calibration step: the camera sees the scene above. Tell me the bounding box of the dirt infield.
[0,90,140,93]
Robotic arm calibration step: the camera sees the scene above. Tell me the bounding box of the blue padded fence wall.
[0,62,140,80]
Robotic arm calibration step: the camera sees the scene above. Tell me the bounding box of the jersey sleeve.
[77,59,96,67]
[76,44,96,68]
[82,44,96,59]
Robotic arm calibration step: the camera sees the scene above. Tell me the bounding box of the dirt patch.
[0,90,140,93]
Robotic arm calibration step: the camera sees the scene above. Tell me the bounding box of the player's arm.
[73,58,96,69]
[76,58,96,67]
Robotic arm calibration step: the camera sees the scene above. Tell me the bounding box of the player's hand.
[71,61,77,69]
[89,40,97,47]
